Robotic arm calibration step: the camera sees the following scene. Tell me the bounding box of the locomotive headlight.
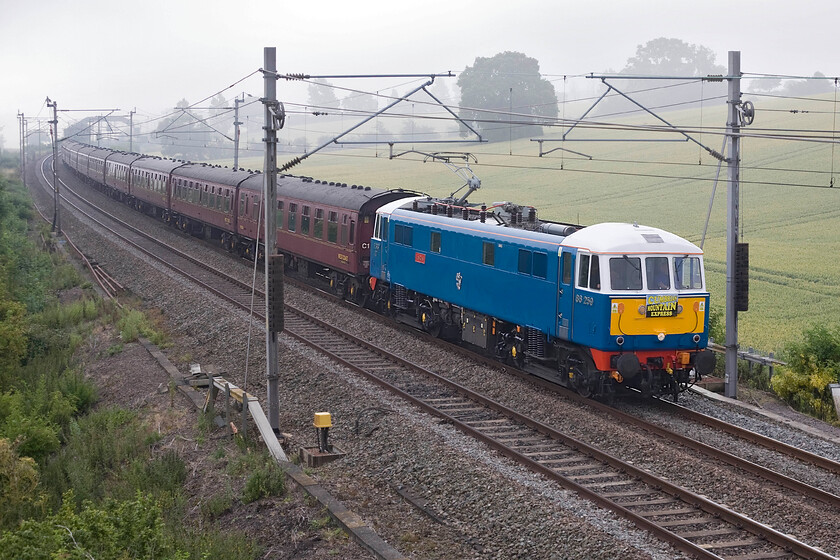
[657,332,666,342]
[677,305,683,314]
[638,305,646,315]
[616,336,625,346]
[693,334,701,344]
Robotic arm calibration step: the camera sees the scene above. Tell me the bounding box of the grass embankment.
[0,158,284,558]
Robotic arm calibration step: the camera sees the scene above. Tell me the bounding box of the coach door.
[557,248,574,340]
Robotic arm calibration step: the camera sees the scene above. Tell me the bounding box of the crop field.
[235,92,840,353]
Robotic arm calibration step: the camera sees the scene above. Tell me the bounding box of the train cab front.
[564,223,715,400]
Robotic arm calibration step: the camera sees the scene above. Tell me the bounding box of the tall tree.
[457,51,558,142]
[598,38,726,117]
[307,81,340,109]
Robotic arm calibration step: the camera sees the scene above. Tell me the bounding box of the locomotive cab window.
[674,256,703,290]
[578,253,600,290]
[646,256,670,290]
[609,256,642,290]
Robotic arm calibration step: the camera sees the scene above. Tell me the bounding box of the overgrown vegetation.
[0,167,264,558]
[772,324,840,422]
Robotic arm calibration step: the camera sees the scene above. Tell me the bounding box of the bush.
[0,438,46,530]
[771,324,840,422]
[0,491,179,560]
[242,456,286,504]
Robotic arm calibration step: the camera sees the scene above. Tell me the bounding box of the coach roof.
[239,174,417,212]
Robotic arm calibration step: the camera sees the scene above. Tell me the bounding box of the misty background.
[2,0,838,160]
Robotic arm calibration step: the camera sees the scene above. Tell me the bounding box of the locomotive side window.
[533,252,547,279]
[646,256,670,290]
[518,249,532,274]
[674,256,703,290]
[394,224,413,246]
[609,256,642,290]
[482,242,495,266]
[288,203,297,232]
[301,206,311,235]
[327,211,338,243]
[314,209,324,238]
[589,256,600,290]
[430,231,441,253]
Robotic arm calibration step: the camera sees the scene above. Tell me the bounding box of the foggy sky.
[2,0,838,152]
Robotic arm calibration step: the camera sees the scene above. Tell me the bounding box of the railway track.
[36,157,838,560]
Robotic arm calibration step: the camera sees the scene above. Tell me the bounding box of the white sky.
[2,0,839,151]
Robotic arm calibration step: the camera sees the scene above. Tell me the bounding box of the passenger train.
[60,139,715,400]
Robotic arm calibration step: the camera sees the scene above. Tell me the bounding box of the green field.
[235,94,840,353]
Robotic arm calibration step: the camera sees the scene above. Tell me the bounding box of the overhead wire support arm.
[595,78,726,160]
[278,76,484,172]
[533,76,727,161]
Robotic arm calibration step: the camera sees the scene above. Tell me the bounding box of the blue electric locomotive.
[370,196,716,399]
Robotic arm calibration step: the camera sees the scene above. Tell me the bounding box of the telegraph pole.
[234,94,243,169]
[46,98,61,235]
[724,51,741,398]
[262,47,284,432]
[129,108,136,152]
[17,112,26,185]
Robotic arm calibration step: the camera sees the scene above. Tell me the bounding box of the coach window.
[430,231,441,253]
[239,194,246,217]
[209,187,216,209]
[216,190,222,210]
[482,242,495,266]
[314,208,324,238]
[253,196,260,218]
[349,220,356,244]
[223,191,230,213]
[288,203,297,232]
[301,206,311,235]
[340,215,349,245]
[327,211,338,243]
[276,201,284,229]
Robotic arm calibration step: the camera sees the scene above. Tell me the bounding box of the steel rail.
[40,156,838,560]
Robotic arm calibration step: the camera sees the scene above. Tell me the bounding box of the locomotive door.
[370,215,389,280]
[557,249,575,340]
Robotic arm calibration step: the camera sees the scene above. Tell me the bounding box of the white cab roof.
[562,223,702,255]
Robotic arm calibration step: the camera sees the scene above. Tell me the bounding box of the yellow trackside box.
[313,412,332,428]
